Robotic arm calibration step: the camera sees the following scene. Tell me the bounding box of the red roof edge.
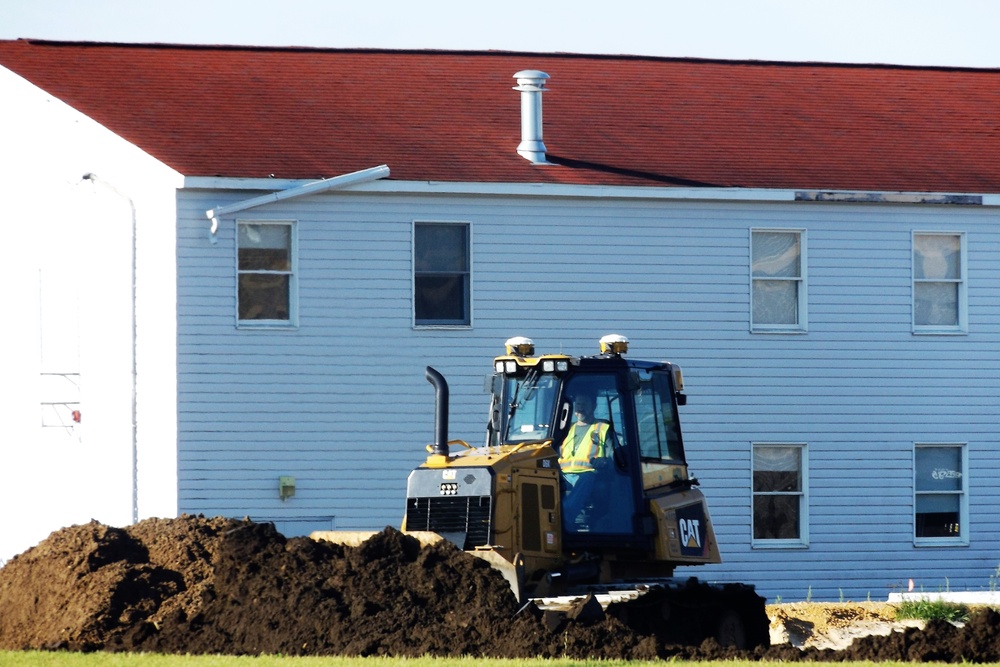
[8,37,1000,73]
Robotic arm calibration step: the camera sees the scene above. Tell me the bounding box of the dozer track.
[533,578,770,649]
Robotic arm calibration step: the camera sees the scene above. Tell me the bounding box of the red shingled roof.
[3,39,1000,192]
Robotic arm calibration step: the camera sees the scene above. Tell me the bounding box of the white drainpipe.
[206,164,390,242]
[512,70,550,164]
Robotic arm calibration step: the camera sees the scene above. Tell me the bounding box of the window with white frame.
[751,229,806,332]
[914,444,967,544]
[237,222,295,324]
[913,233,966,333]
[752,443,808,546]
[413,222,471,327]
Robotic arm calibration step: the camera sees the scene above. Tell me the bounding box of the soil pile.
[1,515,999,661]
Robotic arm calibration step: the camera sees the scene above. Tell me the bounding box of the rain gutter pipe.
[206,164,390,240]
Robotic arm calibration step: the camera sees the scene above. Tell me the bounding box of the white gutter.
[189,173,1000,208]
[206,164,390,237]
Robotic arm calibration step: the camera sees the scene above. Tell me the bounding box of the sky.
[3,0,1000,68]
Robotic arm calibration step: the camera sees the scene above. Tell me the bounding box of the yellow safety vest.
[559,422,609,474]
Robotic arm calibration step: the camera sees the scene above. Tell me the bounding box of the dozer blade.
[310,529,445,547]
[467,548,525,603]
[532,579,770,649]
[311,530,526,603]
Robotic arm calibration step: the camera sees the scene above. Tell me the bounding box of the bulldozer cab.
[488,335,691,542]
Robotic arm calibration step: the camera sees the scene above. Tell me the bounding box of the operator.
[558,394,610,527]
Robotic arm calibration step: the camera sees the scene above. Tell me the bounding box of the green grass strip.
[894,598,969,623]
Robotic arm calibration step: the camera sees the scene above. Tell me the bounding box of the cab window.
[557,374,625,440]
[632,369,686,489]
[503,373,559,443]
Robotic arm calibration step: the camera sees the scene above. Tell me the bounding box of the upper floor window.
[914,443,967,545]
[414,222,471,327]
[237,222,295,325]
[913,233,966,334]
[751,229,806,333]
[752,443,808,547]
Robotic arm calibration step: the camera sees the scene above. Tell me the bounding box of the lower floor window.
[914,443,967,544]
[752,443,808,546]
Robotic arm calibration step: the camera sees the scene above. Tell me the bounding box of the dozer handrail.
[424,438,474,452]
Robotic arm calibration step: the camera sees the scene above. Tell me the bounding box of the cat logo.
[676,503,706,557]
[679,517,701,549]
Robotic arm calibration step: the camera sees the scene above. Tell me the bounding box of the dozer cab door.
[557,364,710,557]
[557,371,642,542]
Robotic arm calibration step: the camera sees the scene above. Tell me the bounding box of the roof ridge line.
[8,38,1000,72]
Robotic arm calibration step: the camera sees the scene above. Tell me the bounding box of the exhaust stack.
[512,70,550,164]
[425,366,449,457]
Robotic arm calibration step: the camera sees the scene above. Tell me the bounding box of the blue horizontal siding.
[176,189,1000,601]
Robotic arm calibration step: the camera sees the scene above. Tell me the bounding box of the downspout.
[206,164,390,241]
[82,172,139,524]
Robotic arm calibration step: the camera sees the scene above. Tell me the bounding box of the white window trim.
[913,442,969,547]
[235,219,299,329]
[751,442,809,549]
[750,228,808,334]
[412,220,473,330]
[912,231,968,335]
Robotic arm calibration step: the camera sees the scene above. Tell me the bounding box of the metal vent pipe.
[512,70,550,164]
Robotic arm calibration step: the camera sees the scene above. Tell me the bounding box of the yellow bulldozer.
[314,334,769,648]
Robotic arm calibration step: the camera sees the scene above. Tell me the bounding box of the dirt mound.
[1,516,998,661]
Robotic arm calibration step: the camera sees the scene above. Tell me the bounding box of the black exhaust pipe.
[425,366,449,457]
